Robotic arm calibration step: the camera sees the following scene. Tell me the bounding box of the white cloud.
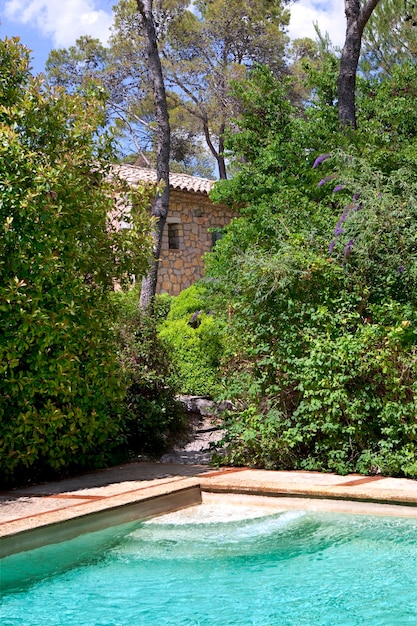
[4,0,113,47]
[288,0,346,48]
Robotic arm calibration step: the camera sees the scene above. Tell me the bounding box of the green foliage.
[0,38,152,486]
[113,288,185,454]
[356,63,417,176]
[158,284,224,396]
[165,282,210,320]
[361,0,417,76]
[206,65,417,477]
[153,292,174,324]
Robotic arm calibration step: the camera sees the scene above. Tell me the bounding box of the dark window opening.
[168,223,181,249]
[211,229,224,248]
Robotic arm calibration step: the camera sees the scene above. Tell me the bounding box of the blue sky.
[0,0,346,75]
[0,0,114,73]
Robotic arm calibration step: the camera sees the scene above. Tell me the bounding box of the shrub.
[206,66,417,477]
[0,39,151,485]
[158,284,224,396]
[113,289,185,454]
[164,282,211,320]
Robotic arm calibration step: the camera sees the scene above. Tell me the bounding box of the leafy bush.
[0,39,151,486]
[113,289,185,454]
[158,284,224,396]
[164,282,210,320]
[153,292,173,324]
[206,65,417,477]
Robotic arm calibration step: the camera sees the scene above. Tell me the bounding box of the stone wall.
[157,190,233,296]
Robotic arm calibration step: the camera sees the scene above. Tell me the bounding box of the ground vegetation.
[112,288,186,455]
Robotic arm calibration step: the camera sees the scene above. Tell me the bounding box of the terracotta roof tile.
[113,164,215,195]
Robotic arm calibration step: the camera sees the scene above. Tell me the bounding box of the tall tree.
[136,0,171,312]
[338,0,381,128]
[46,0,290,179]
[46,31,156,166]
[45,2,206,174]
[161,0,290,178]
[361,0,417,76]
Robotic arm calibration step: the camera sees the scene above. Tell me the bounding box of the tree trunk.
[136,0,171,313]
[202,114,228,179]
[338,0,381,129]
[217,153,227,180]
[217,123,227,180]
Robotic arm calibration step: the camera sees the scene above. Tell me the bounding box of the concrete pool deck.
[1,463,417,557]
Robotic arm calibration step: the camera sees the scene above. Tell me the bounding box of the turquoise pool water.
[1,504,417,625]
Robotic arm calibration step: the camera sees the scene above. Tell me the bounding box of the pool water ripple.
[1,504,416,625]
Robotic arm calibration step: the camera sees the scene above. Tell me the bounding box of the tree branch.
[358,0,382,33]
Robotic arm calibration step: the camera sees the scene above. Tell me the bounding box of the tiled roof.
[113,164,215,196]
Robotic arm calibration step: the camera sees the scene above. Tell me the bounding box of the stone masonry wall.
[156,190,233,296]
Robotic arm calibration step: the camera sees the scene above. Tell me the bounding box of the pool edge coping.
[0,482,202,558]
[1,466,417,558]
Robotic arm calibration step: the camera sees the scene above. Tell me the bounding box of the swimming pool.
[1,502,417,625]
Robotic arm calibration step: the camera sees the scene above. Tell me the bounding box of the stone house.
[115,165,234,296]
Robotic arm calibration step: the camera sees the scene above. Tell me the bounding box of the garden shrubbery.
[206,65,417,477]
[112,289,186,455]
[158,284,224,396]
[0,38,152,486]
[2,38,417,485]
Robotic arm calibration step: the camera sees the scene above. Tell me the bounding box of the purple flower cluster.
[328,193,361,257]
[333,207,349,236]
[190,310,201,323]
[189,310,202,328]
[317,173,338,188]
[318,175,334,187]
[312,153,331,168]
[343,239,354,261]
